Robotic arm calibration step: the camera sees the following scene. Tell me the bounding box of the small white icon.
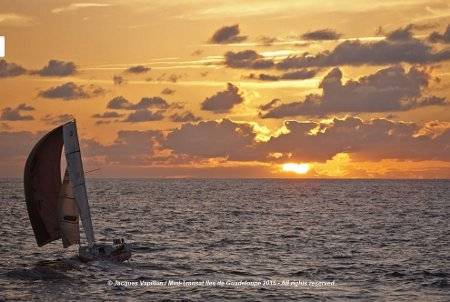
[0,36,4,57]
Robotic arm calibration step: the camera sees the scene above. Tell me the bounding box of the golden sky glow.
[0,0,449,178]
[282,163,310,175]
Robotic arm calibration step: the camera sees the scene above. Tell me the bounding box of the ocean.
[0,179,449,301]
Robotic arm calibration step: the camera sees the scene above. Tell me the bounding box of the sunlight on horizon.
[281,163,310,175]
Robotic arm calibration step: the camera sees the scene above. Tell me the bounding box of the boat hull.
[78,243,131,263]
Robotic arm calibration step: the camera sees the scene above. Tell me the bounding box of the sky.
[0,0,449,178]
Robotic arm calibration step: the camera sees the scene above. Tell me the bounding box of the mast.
[63,120,95,246]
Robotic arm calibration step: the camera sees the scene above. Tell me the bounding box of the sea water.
[0,179,449,301]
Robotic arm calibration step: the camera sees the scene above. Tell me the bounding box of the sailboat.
[24,120,131,262]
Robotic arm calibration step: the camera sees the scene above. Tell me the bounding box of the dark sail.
[24,125,64,246]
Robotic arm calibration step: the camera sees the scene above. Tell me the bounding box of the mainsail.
[24,125,64,246]
[63,121,95,245]
[58,168,80,247]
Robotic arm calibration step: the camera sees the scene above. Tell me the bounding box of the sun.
[282,163,310,174]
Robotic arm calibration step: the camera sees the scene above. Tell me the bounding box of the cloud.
[0,131,43,164]
[209,24,247,44]
[52,3,111,14]
[386,25,414,41]
[161,88,175,95]
[257,36,279,46]
[2,117,448,176]
[225,37,450,71]
[83,130,163,165]
[0,129,161,175]
[260,66,447,118]
[0,60,26,78]
[92,111,124,119]
[301,29,342,40]
[276,38,450,69]
[428,25,450,44]
[164,119,261,161]
[33,60,77,77]
[16,103,34,111]
[170,111,202,123]
[107,96,170,110]
[264,117,450,162]
[248,69,318,81]
[126,65,151,74]
[155,73,184,83]
[224,50,274,69]
[38,82,104,100]
[259,99,281,111]
[0,103,34,121]
[123,109,165,123]
[191,49,203,56]
[41,114,73,125]
[113,75,125,85]
[201,83,244,113]
[167,73,182,83]
[0,13,33,26]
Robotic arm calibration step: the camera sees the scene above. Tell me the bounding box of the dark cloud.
[167,74,182,83]
[248,73,278,81]
[302,29,342,41]
[106,96,130,109]
[113,75,125,85]
[209,24,247,44]
[83,130,163,165]
[123,109,165,122]
[0,60,26,78]
[0,103,35,121]
[38,82,105,100]
[276,38,450,69]
[164,117,450,163]
[156,73,184,83]
[107,96,170,110]
[95,120,113,125]
[428,25,450,44]
[191,49,203,56]
[259,99,281,111]
[164,119,261,161]
[1,117,448,176]
[0,131,43,163]
[170,111,202,123]
[33,60,77,77]
[0,129,165,175]
[41,114,73,125]
[201,83,244,113]
[126,65,150,73]
[16,103,34,111]
[260,66,447,118]
[226,37,450,71]
[161,88,175,95]
[376,23,436,37]
[409,23,439,31]
[386,25,414,41]
[92,111,124,119]
[257,36,278,46]
[248,69,318,81]
[224,50,274,69]
[264,117,450,162]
